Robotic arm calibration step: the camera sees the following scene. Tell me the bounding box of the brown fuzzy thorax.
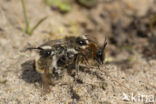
[35,56,53,74]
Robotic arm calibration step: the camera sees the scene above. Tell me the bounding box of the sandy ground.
[0,0,156,104]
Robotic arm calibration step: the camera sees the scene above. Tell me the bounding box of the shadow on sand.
[21,60,41,83]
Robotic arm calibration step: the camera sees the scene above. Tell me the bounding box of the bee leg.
[79,53,88,65]
[74,55,80,81]
[82,55,89,65]
[74,53,87,81]
[41,73,52,94]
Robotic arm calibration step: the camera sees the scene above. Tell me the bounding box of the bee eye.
[46,50,51,55]
[40,49,51,57]
[97,51,102,56]
[76,38,87,45]
[96,50,104,64]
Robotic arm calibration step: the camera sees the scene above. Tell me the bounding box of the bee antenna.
[26,47,43,51]
[102,37,107,53]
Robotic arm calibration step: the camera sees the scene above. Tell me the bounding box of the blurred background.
[0,0,156,103]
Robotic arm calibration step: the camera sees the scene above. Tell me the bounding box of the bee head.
[39,49,52,57]
[27,46,53,57]
[39,46,53,57]
[96,40,107,64]
[76,36,87,45]
[76,35,89,49]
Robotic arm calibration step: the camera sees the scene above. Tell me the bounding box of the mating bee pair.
[27,35,107,91]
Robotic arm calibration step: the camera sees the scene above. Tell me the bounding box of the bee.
[26,35,88,91]
[66,35,107,66]
[54,35,107,77]
[27,44,66,92]
[60,35,107,66]
[55,35,107,83]
[26,35,107,92]
[64,35,107,66]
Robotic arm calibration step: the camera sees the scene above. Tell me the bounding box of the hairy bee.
[67,35,107,66]
[64,35,107,66]
[57,35,107,66]
[27,44,66,92]
[26,35,107,92]
[26,35,88,91]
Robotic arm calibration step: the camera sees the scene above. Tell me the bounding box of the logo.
[122,92,155,103]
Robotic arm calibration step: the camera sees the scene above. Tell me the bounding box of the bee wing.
[38,39,68,50]
[24,40,64,52]
[40,39,65,47]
